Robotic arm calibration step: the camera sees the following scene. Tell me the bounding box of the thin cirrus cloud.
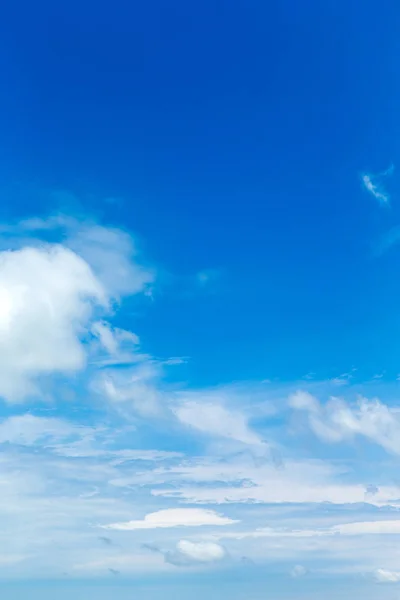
[361,164,394,206]
[101,508,238,530]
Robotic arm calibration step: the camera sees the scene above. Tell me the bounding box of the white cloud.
[0,245,106,401]
[174,400,263,446]
[290,391,400,455]
[362,175,389,204]
[90,320,145,368]
[0,216,154,403]
[289,390,319,411]
[101,508,238,530]
[145,539,227,568]
[10,214,155,297]
[176,540,226,563]
[361,165,393,206]
[374,568,400,583]
[7,207,400,583]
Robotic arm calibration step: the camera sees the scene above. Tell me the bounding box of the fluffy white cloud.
[290,391,400,455]
[0,217,153,403]
[101,508,238,530]
[174,400,263,446]
[0,245,106,401]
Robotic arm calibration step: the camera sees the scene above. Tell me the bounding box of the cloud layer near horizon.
[0,211,400,585]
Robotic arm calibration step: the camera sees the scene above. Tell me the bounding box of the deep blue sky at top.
[0,0,399,386]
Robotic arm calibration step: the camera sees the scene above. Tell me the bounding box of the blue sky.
[1,1,400,598]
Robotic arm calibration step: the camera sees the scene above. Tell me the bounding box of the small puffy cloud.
[174,400,263,446]
[177,540,226,562]
[290,391,400,455]
[361,165,393,206]
[374,568,400,583]
[290,564,307,578]
[101,508,238,530]
[166,540,226,566]
[144,540,226,568]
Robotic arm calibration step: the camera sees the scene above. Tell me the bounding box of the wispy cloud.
[361,164,394,206]
[374,568,400,583]
[173,398,264,446]
[289,391,400,455]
